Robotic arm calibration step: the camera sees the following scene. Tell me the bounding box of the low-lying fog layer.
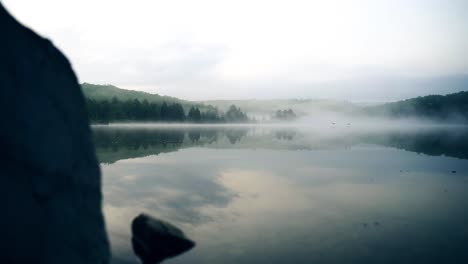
[94,113,467,133]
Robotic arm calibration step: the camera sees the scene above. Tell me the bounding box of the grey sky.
[3,0,468,101]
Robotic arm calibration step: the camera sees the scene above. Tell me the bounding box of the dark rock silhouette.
[0,3,109,263]
[131,214,195,264]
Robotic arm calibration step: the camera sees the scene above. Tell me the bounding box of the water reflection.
[95,125,468,263]
[92,125,468,163]
[362,129,468,160]
[275,130,296,140]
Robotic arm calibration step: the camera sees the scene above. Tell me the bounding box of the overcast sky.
[3,0,468,101]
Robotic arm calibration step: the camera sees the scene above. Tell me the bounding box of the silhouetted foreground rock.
[132,214,195,264]
[0,3,109,263]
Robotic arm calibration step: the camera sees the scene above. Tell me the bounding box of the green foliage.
[225,105,248,122]
[187,107,202,122]
[85,97,248,123]
[81,83,215,112]
[81,82,253,123]
[82,83,181,104]
[86,97,182,123]
[201,108,223,122]
[275,109,296,120]
[365,91,468,121]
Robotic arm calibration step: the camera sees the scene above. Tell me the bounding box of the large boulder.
[0,3,110,263]
[132,214,195,264]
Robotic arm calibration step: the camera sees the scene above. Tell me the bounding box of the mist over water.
[93,123,468,264]
[2,1,467,263]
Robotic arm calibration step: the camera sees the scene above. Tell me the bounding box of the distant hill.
[80,83,468,123]
[364,91,468,122]
[80,83,254,123]
[81,83,211,111]
[81,84,357,119]
[81,83,181,103]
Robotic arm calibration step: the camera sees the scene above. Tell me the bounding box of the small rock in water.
[374,221,380,226]
[451,170,457,174]
[131,213,195,264]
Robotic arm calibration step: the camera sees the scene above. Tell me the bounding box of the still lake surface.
[93,123,468,264]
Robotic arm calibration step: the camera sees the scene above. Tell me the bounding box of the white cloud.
[3,0,468,100]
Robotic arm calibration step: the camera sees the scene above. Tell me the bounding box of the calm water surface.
[93,124,468,264]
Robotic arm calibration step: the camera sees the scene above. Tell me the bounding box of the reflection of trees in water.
[275,130,296,141]
[93,128,188,164]
[188,130,201,143]
[365,129,468,160]
[94,128,253,153]
[225,129,247,144]
[201,129,218,144]
[93,129,186,151]
[93,128,247,163]
[92,127,468,163]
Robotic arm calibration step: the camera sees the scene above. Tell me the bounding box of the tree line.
[274,109,297,120]
[85,97,249,123]
[364,91,468,122]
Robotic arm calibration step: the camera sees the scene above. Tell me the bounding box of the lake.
[93,123,468,264]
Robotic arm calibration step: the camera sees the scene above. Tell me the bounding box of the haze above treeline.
[82,83,468,124]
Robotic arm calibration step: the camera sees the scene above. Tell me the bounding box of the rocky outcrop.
[0,3,110,263]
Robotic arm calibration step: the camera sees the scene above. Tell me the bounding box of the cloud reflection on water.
[97,125,468,263]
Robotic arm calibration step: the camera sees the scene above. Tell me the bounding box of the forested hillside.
[81,83,250,123]
[364,91,468,121]
[82,83,182,104]
[85,97,248,123]
[81,83,212,111]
